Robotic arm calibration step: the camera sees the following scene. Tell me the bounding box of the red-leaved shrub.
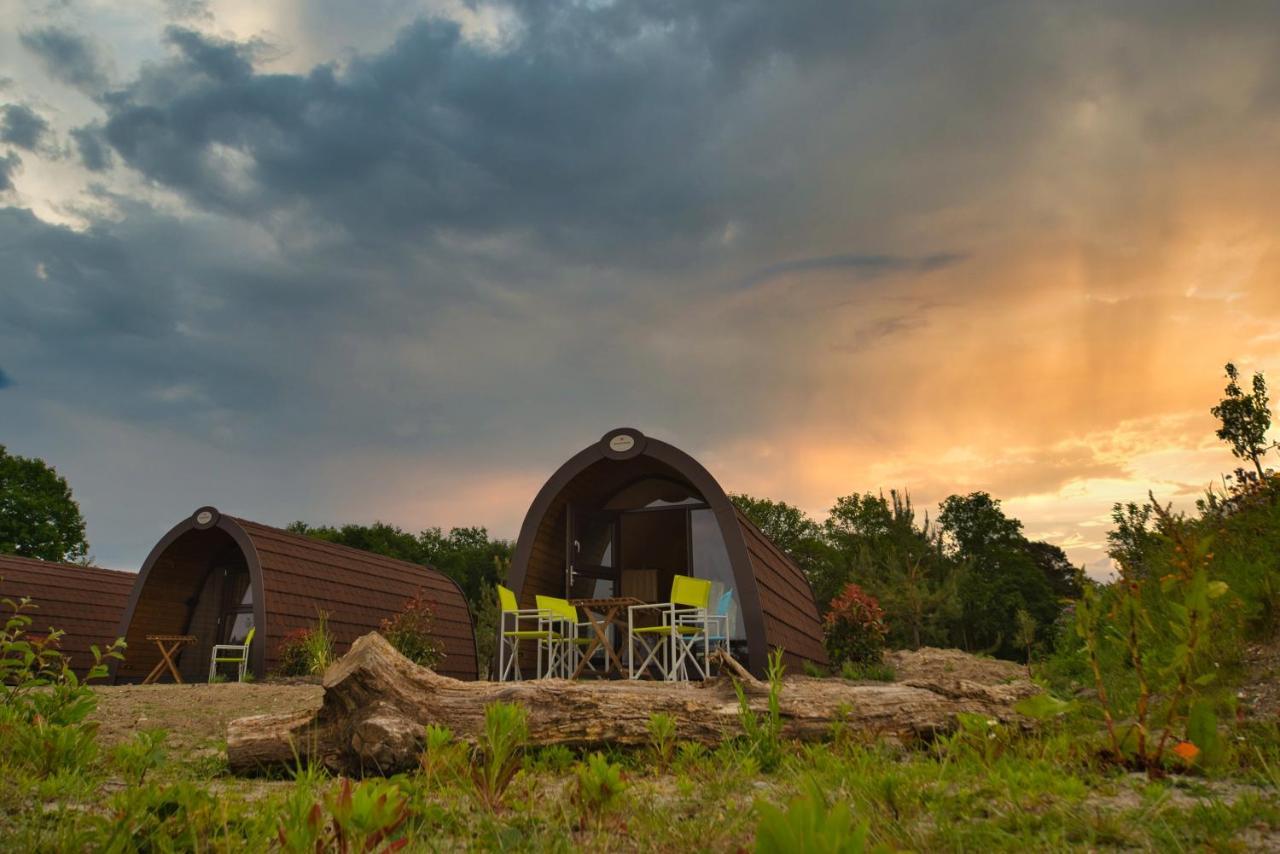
[824,582,888,666]
[381,589,445,669]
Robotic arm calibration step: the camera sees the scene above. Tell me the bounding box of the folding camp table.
[567,597,644,679]
[143,634,196,684]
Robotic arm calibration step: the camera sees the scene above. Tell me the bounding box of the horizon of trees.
[2,362,1271,666]
[731,488,1083,660]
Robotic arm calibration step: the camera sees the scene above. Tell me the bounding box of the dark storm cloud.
[70,123,112,171]
[0,151,20,191]
[0,104,50,151]
[81,2,920,264]
[5,0,1280,570]
[19,26,110,94]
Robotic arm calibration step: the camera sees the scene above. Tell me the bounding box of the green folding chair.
[209,626,255,682]
[535,595,598,677]
[497,584,557,681]
[627,575,712,681]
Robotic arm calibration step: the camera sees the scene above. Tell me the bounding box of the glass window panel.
[690,509,745,640]
[604,478,704,510]
[226,611,254,644]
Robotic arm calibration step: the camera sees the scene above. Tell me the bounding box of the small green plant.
[274,610,337,677]
[802,660,830,678]
[418,724,467,788]
[526,743,576,775]
[674,740,707,772]
[303,609,337,674]
[646,712,677,772]
[277,777,409,853]
[839,660,895,682]
[755,780,871,853]
[380,589,445,669]
[573,752,626,830]
[735,647,786,772]
[111,728,169,785]
[207,672,228,684]
[470,701,528,811]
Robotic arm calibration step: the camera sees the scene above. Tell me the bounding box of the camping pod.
[507,428,828,676]
[112,508,477,682]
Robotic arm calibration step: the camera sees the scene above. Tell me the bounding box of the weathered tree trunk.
[226,633,1039,776]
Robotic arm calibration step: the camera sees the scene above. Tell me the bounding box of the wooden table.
[143,634,197,684]
[568,597,644,679]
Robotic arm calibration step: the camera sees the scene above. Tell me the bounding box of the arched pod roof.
[0,554,135,676]
[113,508,477,682]
[507,428,827,676]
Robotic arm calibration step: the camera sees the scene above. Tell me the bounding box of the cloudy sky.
[2,0,1279,575]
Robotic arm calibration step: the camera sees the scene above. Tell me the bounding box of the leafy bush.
[470,701,528,811]
[273,610,336,677]
[0,586,124,777]
[824,583,887,667]
[380,589,444,669]
[1070,496,1233,770]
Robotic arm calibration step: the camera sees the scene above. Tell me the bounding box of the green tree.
[1107,501,1158,579]
[875,544,963,649]
[0,445,89,563]
[1024,540,1085,600]
[417,526,513,607]
[937,492,1024,556]
[285,520,424,564]
[1211,362,1275,479]
[937,492,1060,658]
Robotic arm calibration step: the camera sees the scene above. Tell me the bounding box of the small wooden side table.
[567,597,644,679]
[143,634,197,684]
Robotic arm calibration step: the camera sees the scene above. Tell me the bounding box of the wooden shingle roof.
[0,554,134,675]
[232,518,478,680]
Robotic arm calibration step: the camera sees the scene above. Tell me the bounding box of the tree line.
[2,362,1270,667]
[731,488,1083,660]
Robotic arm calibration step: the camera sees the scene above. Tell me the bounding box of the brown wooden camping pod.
[112,508,478,682]
[507,428,828,676]
[0,554,134,676]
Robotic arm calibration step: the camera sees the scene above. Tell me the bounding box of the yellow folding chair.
[627,575,712,681]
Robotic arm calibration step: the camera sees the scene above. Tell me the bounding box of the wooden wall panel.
[0,555,135,677]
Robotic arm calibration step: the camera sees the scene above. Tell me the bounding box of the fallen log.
[226,633,1040,776]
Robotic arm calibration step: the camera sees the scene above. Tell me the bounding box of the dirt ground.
[89,682,322,756]
[885,646,1028,684]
